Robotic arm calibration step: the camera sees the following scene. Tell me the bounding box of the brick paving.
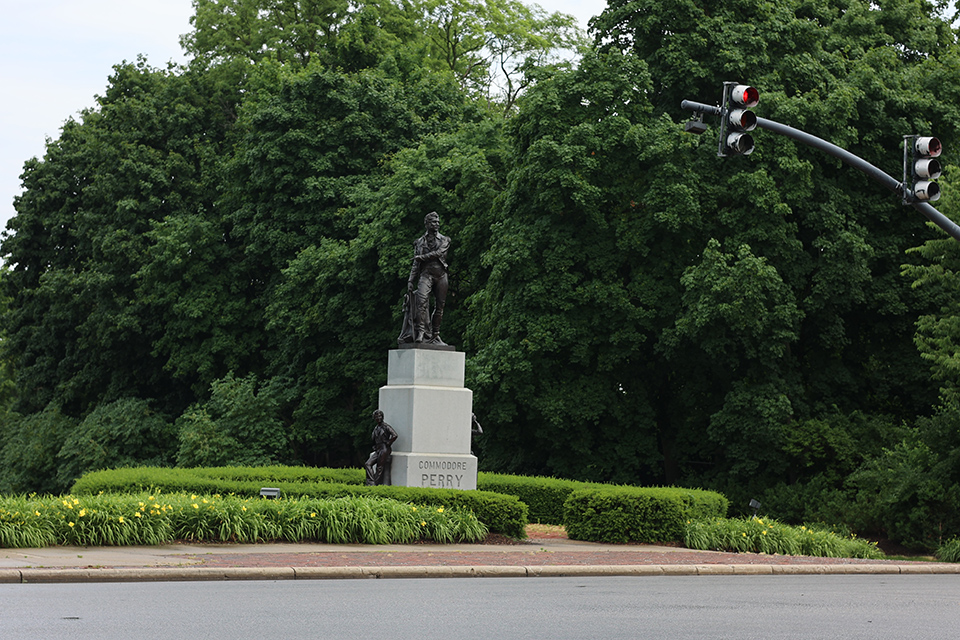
[186,537,933,569]
[4,525,952,579]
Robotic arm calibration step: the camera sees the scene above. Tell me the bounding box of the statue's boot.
[427,310,447,345]
[413,292,428,342]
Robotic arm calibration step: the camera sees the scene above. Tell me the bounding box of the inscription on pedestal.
[389,452,477,490]
[418,458,470,488]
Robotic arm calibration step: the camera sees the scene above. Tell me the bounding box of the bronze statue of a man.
[364,410,398,486]
[398,211,451,346]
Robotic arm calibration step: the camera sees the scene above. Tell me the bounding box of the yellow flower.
[192,504,199,509]
[310,513,317,518]
[411,507,417,512]
[68,522,75,527]
[420,521,426,526]
[191,495,197,500]
[72,498,79,505]
[241,506,247,512]
[34,511,41,517]
[761,530,767,536]
[437,507,444,513]
[742,532,747,537]
[134,512,142,518]
[202,498,209,504]
[118,516,125,524]
[79,509,86,517]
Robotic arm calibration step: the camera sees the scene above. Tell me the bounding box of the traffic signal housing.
[718,83,759,157]
[903,135,942,204]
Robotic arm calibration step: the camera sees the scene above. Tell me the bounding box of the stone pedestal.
[378,348,477,490]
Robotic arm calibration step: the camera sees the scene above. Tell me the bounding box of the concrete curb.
[3,563,959,583]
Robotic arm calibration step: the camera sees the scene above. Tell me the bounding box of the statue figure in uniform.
[398,211,450,346]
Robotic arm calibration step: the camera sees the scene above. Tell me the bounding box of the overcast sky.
[0,0,608,239]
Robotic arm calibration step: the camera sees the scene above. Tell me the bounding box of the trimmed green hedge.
[70,466,726,543]
[477,473,592,525]
[477,473,728,528]
[564,487,729,543]
[174,465,366,485]
[71,467,527,538]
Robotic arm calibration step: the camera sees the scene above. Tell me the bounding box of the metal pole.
[680,99,960,243]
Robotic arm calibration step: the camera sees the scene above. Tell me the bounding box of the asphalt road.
[2,574,958,639]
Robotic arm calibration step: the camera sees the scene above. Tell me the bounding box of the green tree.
[182,0,352,66]
[465,50,678,483]
[56,398,176,489]
[0,404,77,495]
[903,172,960,405]
[176,373,286,467]
[416,0,583,112]
[591,0,957,491]
[467,0,957,498]
[0,268,16,414]
[183,0,583,112]
[2,58,241,417]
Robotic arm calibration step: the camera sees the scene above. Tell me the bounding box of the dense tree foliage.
[182,0,583,112]
[3,59,241,417]
[2,0,960,549]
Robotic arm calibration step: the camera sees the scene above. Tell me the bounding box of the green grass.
[684,517,884,559]
[0,492,488,548]
[936,538,960,563]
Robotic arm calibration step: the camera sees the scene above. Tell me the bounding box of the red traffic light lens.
[731,84,759,108]
[916,137,942,158]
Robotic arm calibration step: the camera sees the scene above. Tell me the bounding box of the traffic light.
[718,83,759,157]
[903,135,942,204]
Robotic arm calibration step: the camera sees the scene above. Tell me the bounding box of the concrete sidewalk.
[1,536,958,583]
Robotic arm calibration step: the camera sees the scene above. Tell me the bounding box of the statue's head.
[372,409,384,421]
[424,211,440,230]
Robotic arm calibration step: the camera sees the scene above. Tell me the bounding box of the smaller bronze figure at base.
[471,413,483,436]
[364,410,399,486]
[470,412,483,457]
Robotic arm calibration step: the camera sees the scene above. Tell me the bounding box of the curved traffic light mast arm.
[681,99,960,243]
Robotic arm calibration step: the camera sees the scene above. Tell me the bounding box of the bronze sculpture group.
[364,211,462,486]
